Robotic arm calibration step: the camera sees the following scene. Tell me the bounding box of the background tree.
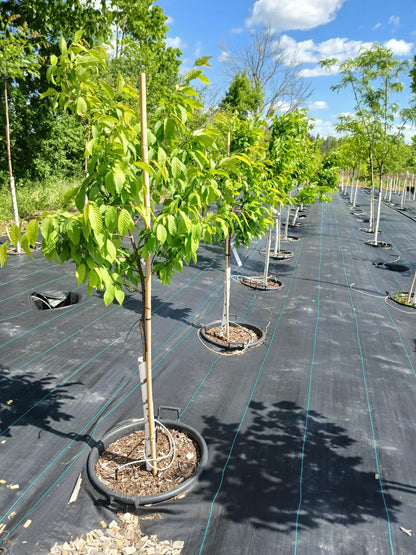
[219,71,263,117]
[0,15,42,249]
[221,27,312,116]
[322,43,414,238]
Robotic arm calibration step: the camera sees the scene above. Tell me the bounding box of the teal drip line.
[293,204,324,554]
[198,224,307,555]
[0,271,74,304]
[0,262,60,287]
[0,308,33,322]
[0,295,96,350]
[347,217,416,380]
[336,200,395,554]
[0,249,260,535]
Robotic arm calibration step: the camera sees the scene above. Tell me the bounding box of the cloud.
[310,118,339,138]
[280,35,373,65]
[384,39,414,56]
[373,22,382,31]
[280,35,415,79]
[388,15,400,27]
[247,0,347,31]
[309,100,329,110]
[166,36,187,50]
[166,15,174,26]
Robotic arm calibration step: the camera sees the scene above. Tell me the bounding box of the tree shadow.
[0,365,79,439]
[201,400,401,532]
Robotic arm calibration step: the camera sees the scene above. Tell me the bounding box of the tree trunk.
[263,225,272,287]
[139,73,157,475]
[4,75,21,253]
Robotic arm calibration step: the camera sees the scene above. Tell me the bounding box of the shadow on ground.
[201,400,400,532]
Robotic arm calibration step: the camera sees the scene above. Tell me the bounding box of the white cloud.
[280,35,414,79]
[309,100,329,110]
[311,118,339,138]
[272,100,291,113]
[384,39,414,56]
[280,35,373,66]
[389,15,400,27]
[166,15,174,26]
[166,36,186,50]
[247,0,347,31]
[373,22,382,31]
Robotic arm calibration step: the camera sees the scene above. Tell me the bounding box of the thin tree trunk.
[407,267,416,305]
[4,75,21,253]
[263,225,272,287]
[369,156,375,233]
[139,73,157,475]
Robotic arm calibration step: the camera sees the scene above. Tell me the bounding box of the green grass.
[0,177,81,225]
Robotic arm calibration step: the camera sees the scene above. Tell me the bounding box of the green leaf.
[113,167,126,192]
[114,287,125,305]
[9,224,21,247]
[116,73,125,94]
[84,203,102,234]
[167,215,177,235]
[100,81,115,100]
[164,118,176,140]
[103,283,115,306]
[59,35,67,56]
[118,208,133,237]
[25,219,39,246]
[106,238,117,262]
[156,224,167,244]
[0,242,9,268]
[76,263,87,284]
[76,96,88,115]
[195,56,212,67]
[105,206,118,232]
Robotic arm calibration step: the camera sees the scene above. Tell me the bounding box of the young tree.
[0,16,41,250]
[220,71,263,117]
[322,43,413,243]
[22,37,241,472]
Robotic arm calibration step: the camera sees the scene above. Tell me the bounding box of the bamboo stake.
[4,76,21,253]
[223,132,231,342]
[139,73,157,475]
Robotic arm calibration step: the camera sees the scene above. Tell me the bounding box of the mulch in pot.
[238,275,283,291]
[95,427,199,498]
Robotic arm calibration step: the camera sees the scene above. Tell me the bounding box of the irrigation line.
[336,195,395,553]
[293,203,323,554]
[0,242,264,537]
[0,271,75,304]
[195,217,307,554]
[0,261,61,287]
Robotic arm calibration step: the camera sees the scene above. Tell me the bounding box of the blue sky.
[158,0,416,140]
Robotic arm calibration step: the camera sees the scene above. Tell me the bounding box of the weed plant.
[0,176,81,224]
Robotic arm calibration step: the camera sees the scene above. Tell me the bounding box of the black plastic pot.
[260,249,293,260]
[87,419,208,507]
[200,320,265,351]
[388,292,416,309]
[364,240,391,248]
[237,275,284,291]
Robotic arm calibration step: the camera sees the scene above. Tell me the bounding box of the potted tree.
[4,36,237,505]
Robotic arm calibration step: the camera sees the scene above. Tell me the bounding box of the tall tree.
[221,27,312,116]
[0,15,41,247]
[322,43,414,238]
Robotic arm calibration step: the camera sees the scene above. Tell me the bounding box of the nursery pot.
[237,275,284,291]
[200,320,265,351]
[87,419,208,507]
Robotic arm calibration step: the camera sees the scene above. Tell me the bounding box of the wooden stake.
[139,73,157,475]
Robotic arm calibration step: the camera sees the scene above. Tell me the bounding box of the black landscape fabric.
[2,190,416,553]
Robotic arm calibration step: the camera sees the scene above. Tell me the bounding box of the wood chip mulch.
[95,428,199,497]
[48,512,184,554]
[204,323,259,345]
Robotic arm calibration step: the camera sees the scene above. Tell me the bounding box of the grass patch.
[0,177,81,225]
